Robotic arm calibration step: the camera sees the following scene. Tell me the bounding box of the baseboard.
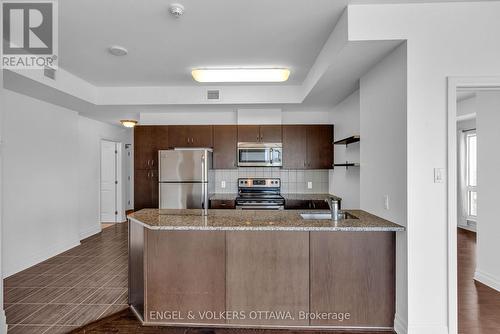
[474,269,500,292]
[394,313,408,334]
[458,224,476,233]
[3,236,80,278]
[0,309,7,334]
[79,224,102,240]
[407,324,448,334]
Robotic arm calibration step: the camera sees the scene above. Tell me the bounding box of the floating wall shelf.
[334,135,360,146]
[333,162,360,170]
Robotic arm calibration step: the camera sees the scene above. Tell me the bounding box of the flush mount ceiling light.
[120,120,138,128]
[191,68,291,83]
[109,45,128,56]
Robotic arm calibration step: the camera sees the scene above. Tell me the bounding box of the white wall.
[329,90,360,208]
[2,89,81,277]
[359,43,407,332]
[457,95,476,118]
[0,49,8,333]
[1,89,132,277]
[77,116,132,239]
[474,91,500,292]
[348,2,500,333]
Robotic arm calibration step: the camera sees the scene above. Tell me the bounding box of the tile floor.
[3,223,128,333]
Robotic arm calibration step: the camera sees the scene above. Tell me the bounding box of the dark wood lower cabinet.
[210,199,236,209]
[310,232,395,327]
[145,230,226,324]
[225,231,310,326]
[130,223,396,329]
[134,170,158,211]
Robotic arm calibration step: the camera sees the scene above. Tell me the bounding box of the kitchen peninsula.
[128,208,404,330]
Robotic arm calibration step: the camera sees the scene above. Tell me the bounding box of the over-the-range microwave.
[237,142,282,167]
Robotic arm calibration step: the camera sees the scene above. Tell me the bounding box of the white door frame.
[447,76,500,334]
[99,139,124,225]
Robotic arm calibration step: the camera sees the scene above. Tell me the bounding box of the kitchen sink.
[300,212,358,220]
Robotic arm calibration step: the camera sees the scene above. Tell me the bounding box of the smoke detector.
[169,3,185,18]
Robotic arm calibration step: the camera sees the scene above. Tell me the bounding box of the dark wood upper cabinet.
[260,125,282,142]
[134,126,165,210]
[134,126,154,170]
[153,126,169,151]
[191,125,213,147]
[237,125,282,143]
[282,125,307,169]
[168,126,190,148]
[306,125,333,169]
[237,125,260,142]
[213,125,237,169]
[282,124,333,169]
[168,125,213,148]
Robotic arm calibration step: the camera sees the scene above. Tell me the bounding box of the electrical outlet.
[221,181,226,189]
[307,181,313,189]
[384,195,390,210]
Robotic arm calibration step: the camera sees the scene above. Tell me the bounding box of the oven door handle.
[236,205,284,210]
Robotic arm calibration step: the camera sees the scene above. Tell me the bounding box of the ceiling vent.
[206,89,221,101]
[43,66,56,80]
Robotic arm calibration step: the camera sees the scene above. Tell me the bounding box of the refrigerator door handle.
[201,153,206,214]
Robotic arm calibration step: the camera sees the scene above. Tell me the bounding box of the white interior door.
[101,141,117,222]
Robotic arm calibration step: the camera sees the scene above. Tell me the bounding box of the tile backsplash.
[214,168,330,194]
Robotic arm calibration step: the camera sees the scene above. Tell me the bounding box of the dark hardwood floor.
[458,228,500,334]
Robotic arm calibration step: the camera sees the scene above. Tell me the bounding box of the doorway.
[100,140,123,224]
[447,77,500,334]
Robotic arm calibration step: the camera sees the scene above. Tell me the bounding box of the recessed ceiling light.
[120,120,138,128]
[191,68,291,83]
[109,45,128,56]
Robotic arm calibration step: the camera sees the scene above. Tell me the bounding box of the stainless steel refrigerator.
[158,148,214,214]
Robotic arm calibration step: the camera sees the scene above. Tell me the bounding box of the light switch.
[221,181,226,188]
[384,195,390,210]
[307,181,313,189]
[434,168,445,183]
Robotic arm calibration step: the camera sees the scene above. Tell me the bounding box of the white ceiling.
[59,0,347,86]
[7,0,475,125]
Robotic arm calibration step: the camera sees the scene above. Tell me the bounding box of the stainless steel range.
[235,178,285,210]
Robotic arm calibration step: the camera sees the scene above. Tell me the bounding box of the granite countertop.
[128,209,404,232]
[210,193,342,201]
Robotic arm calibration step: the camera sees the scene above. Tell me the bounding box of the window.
[466,132,477,219]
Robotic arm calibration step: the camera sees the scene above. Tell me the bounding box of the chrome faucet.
[325,197,340,221]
